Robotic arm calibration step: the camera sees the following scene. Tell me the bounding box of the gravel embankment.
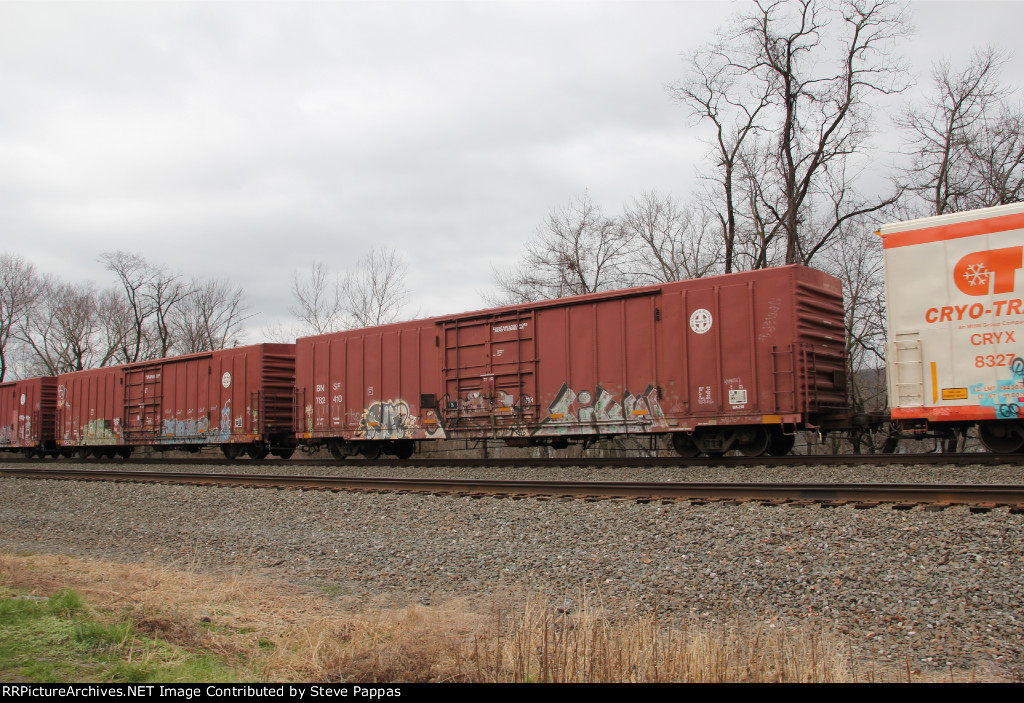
[2,462,1023,679]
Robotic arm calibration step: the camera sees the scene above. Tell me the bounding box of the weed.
[49,589,86,617]
[0,596,48,624]
[74,620,135,647]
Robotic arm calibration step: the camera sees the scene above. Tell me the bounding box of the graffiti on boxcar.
[161,416,211,441]
[149,401,234,443]
[459,391,489,413]
[0,424,11,445]
[421,406,446,437]
[219,400,233,440]
[970,374,1024,417]
[80,418,119,444]
[452,390,533,416]
[758,297,782,342]
[535,382,666,435]
[358,399,416,440]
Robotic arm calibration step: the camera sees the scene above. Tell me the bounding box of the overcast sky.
[3,0,1024,339]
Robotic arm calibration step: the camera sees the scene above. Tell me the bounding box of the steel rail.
[0,451,1022,468]
[5,467,1024,508]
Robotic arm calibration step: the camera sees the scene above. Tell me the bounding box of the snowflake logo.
[963,263,991,289]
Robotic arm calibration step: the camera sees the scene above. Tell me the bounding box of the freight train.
[2,203,1023,459]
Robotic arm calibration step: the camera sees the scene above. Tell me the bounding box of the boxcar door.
[123,364,162,442]
[442,311,537,433]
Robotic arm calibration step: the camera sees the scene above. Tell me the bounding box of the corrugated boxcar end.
[0,377,58,454]
[257,344,298,459]
[793,268,850,415]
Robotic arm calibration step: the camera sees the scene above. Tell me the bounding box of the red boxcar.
[56,366,128,457]
[118,344,296,459]
[0,376,58,456]
[54,344,295,459]
[295,265,847,458]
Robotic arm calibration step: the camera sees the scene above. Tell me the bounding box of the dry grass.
[1,552,856,682]
[291,597,852,683]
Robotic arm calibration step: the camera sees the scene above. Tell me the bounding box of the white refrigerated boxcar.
[879,203,1024,452]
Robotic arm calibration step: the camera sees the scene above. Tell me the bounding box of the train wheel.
[247,444,270,460]
[391,440,414,460]
[60,449,74,459]
[222,445,243,460]
[77,447,90,460]
[116,447,133,459]
[358,443,382,460]
[671,433,700,458]
[273,447,295,460]
[328,441,351,461]
[737,427,771,457]
[978,421,1024,453]
[694,429,729,457]
[22,448,37,459]
[767,429,795,456]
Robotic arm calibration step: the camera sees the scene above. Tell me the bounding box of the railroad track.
[5,466,1024,512]
[1,451,1022,468]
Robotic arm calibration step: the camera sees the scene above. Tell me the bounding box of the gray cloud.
[3,1,1023,336]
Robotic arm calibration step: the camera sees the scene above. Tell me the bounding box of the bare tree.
[149,270,190,358]
[898,46,1014,215]
[621,190,721,283]
[94,288,133,367]
[669,37,772,274]
[967,104,1024,207]
[488,191,631,304]
[100,251,190,361]
[289,262,346,336]
[0,254,40,380]
[289,249,413,334]
[342,247,412,328]
[733,143,789,269]
[676,0,908,268]
[99,251,156,363]
[172,278,250,353]
[19,276,99,375]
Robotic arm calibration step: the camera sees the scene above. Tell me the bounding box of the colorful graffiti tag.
[972,356,1024,418]
[358,399,416,440]
[352,399,449,440]
[534,382,667,436]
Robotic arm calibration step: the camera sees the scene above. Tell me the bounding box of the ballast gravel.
[2,461,1023,679]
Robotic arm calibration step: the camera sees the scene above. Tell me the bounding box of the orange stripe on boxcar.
[879,212,1024,248]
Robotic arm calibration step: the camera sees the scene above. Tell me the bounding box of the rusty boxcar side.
[120,344,296,459]
[56,366,127,457]
[295,322,442,459]
[295,265,847,457]
[0,377,58,455]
